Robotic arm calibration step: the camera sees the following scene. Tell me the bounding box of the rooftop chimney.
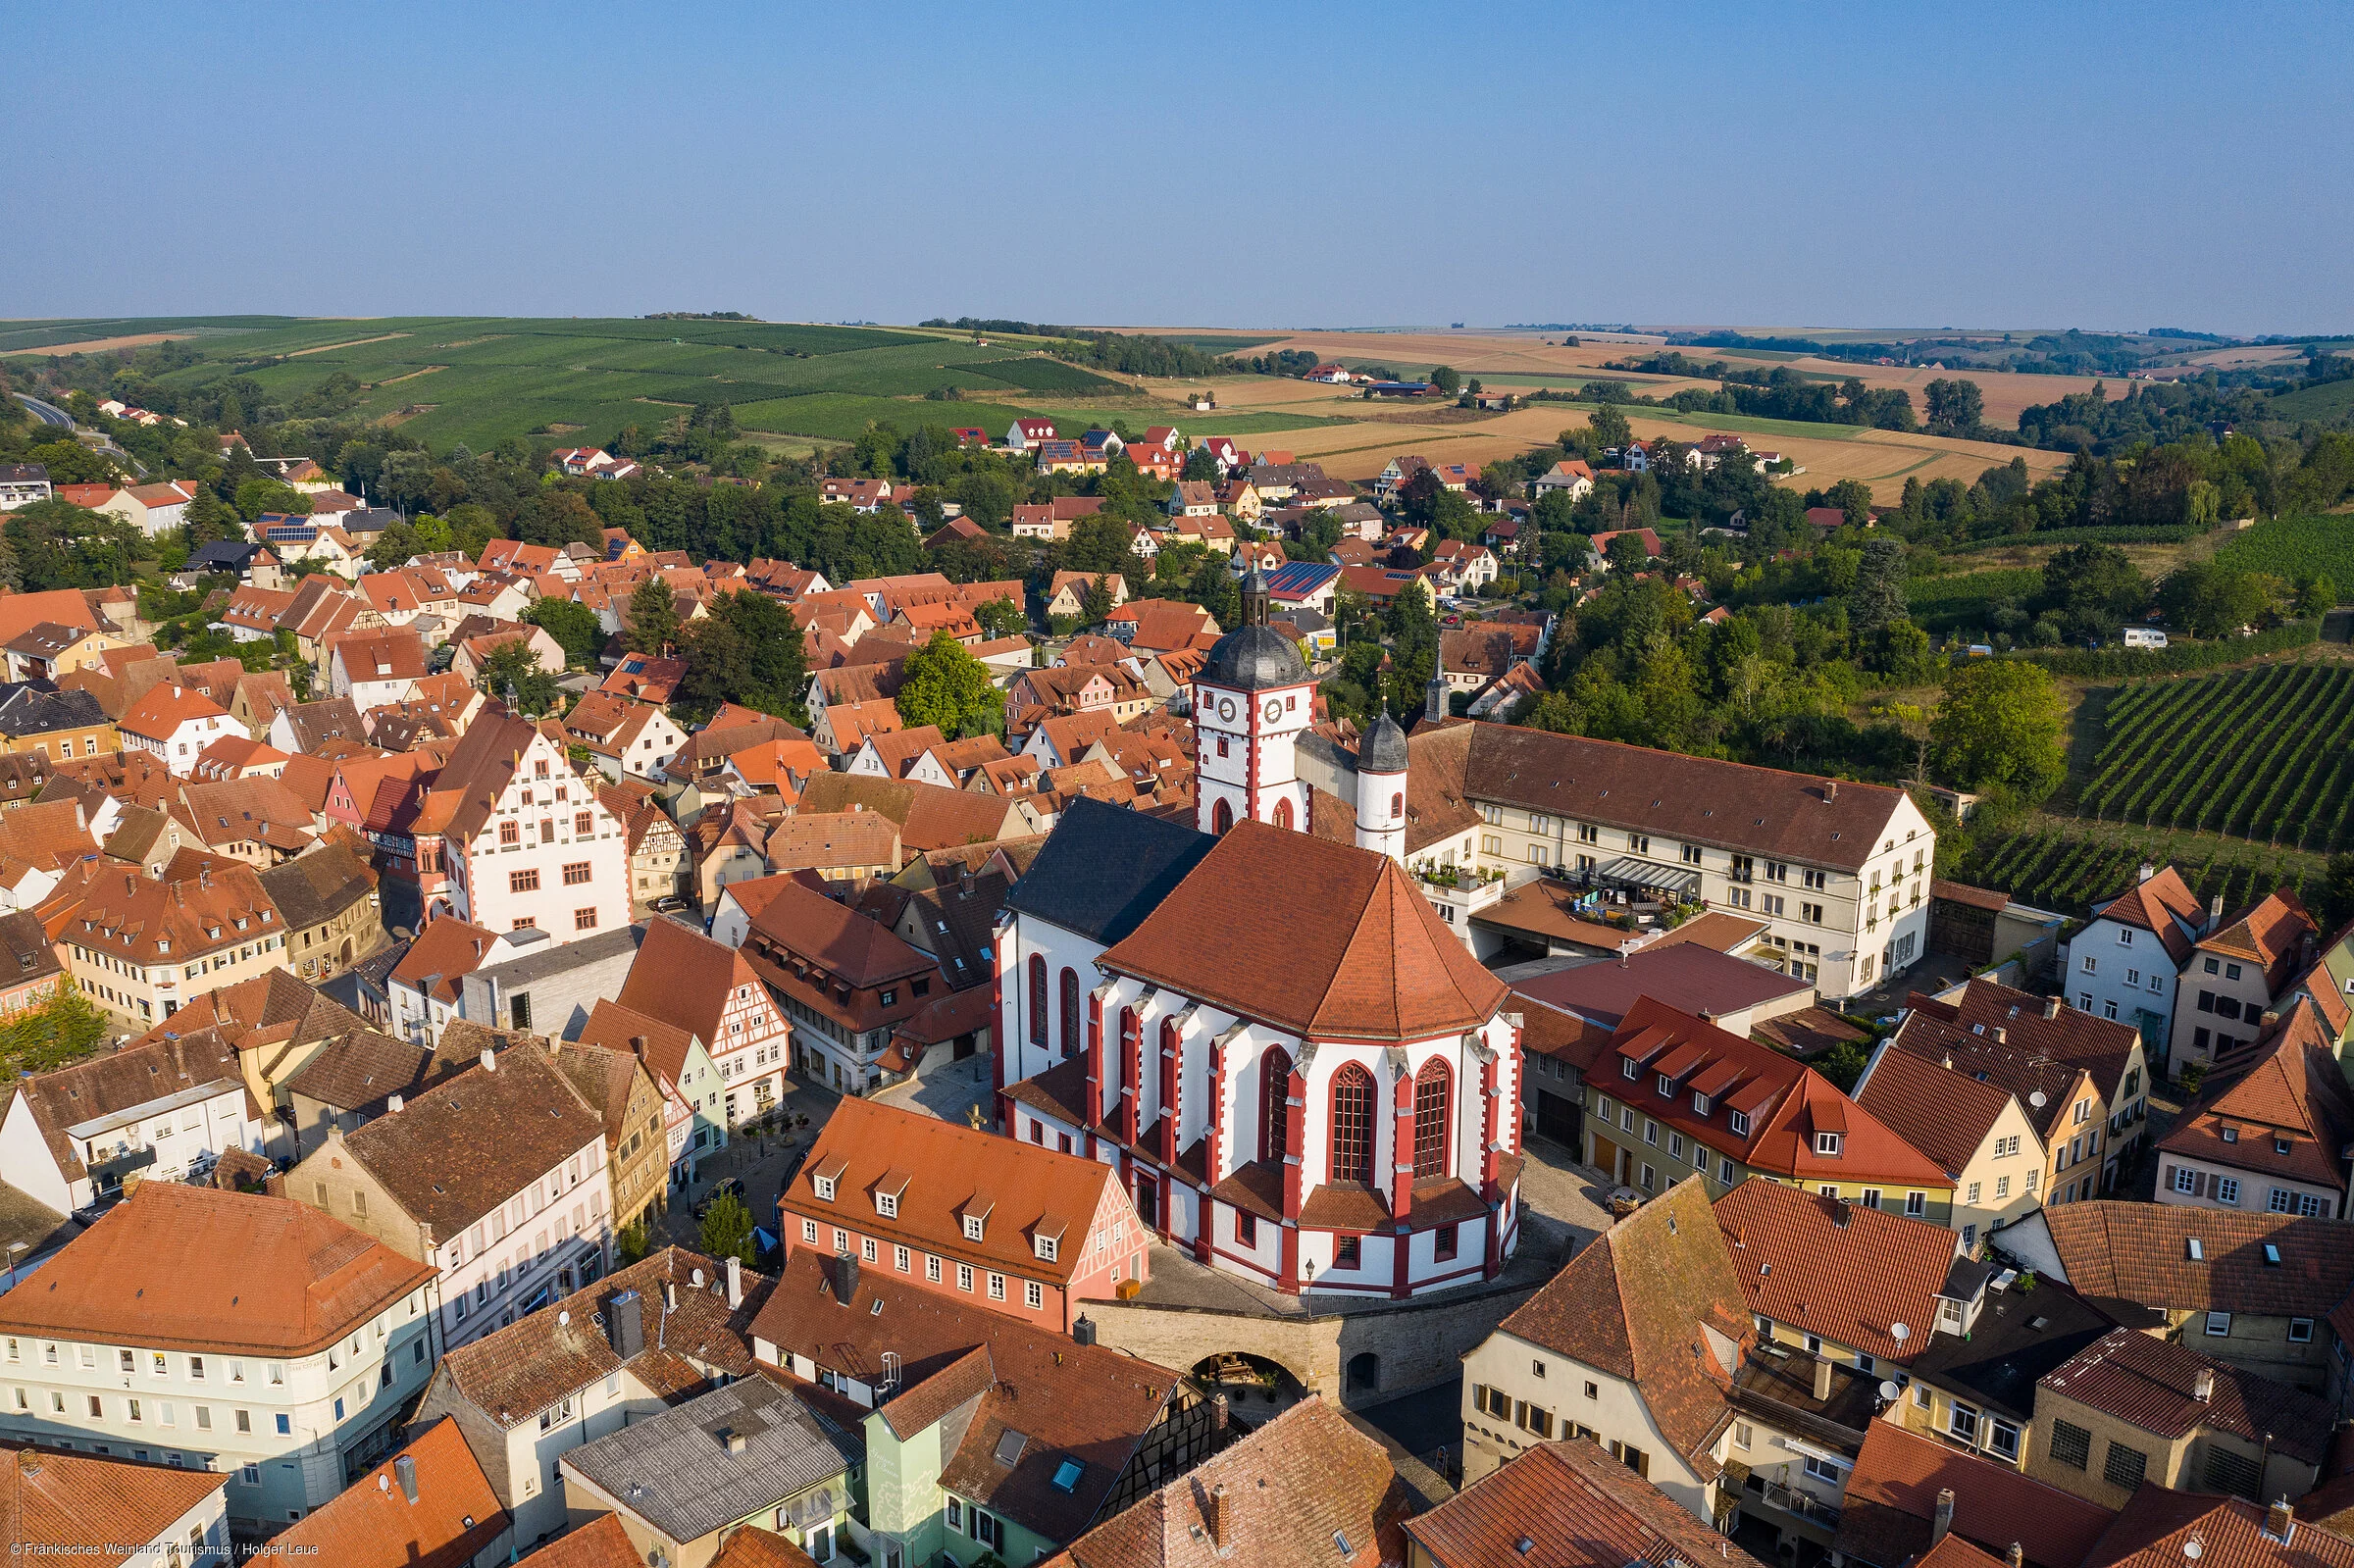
[1993,1027,2007,1043]
[720,1427,746,1455]
[388,1093,404,1114]
[2194,1367,2215,1402]
[480,1047,496,1072]
[1072,1315,1098,1346]
[1825,781,1837,802]
[602,1290,644,1359]
[1207,1483,1227,1546]
[2007,1546,2024,1568]
[2209,892,2225,931]
[1812,1356,1833,1403]
[2267,1501,2295,1543]
[832,1249,861,1305]
[726,1255,742,1310]
[1931,1490,1956,1546]
[2138,863,2155,884]
[663,1281,677,1312]
[394,1452,419,1504]
[1834,1197,1854,1229]
[2043,996,2061,1021]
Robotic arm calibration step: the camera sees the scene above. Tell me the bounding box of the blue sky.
[6,1,2348,333]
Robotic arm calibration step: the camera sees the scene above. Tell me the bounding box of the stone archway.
[1191,1351,1311,1428]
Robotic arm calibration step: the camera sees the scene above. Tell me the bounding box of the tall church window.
[1260,1047,1292,1163]
[1058,968,1080,1058]
[1028,955,1047,1046]
[1273,798,1294,830]
[1329,1063,1374,1183]
[1212,797,1234,835]
[1413,1059,1452,1177]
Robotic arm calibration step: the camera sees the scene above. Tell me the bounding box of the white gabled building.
[432,706,632,947]
[120,683,236,777]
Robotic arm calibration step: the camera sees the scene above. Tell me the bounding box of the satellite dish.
[2029,1090,2048,1108]
[557,1310,570,1327]
[1878,1381,1900,1401]
[2184,1542,2203,1561]
[1892,1323,1912,1342]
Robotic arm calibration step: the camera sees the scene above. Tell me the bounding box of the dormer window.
[875,1192,897,1219]
[1656,1074,1673,1097]
[1727,1110,1751,1138]
[1814,1132,1842,1157]
[1692,1092,1713,1116]
[813,1175,837,1201]
[1621,1059,1639,1081]
[2221,1127,2238,1143]
[962,1215,985,1242]
[1035,1236,1057,1262]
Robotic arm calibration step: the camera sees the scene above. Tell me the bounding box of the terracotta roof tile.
[0,1184,432,1355]
[268,1416,507,1568]
[778,1098,1127,1289]
[2041,1199,2354,1319]
[1834,1419,2116,1568]
[1406,1435,1767,1568]
[0,1446,228,1566]
[2083,1491,2354,1568]
[1049,1396,1407,1568]
[1714,1178,1962,1363]
[1099,821,1506,1042]
[2040,1326,2332,1463]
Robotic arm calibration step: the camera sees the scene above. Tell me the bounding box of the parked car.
[692,1176,746,1219]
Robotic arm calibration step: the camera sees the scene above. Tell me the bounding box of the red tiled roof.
[1835,1420,2116,1568]
[1,1446,227,1566]
[0,1184,432,1355]
[2040,1201,2354,1320]
[2159,997,2354,1186]
[1406,1436,1767,1568]
[1048,1396,1408,1568]
[2040,1326,2333,1463]
[1714,1178,1962,1363]
[2083,1491,2354,1568]
[269,1417,508,1568]
[1099,822,1506,1042]
[1495,1177,1747,1468]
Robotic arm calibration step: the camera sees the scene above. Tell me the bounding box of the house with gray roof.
[558,1376,859,1565]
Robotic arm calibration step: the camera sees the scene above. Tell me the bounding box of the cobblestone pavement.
[656,1073,841,1249]
[1514,1128,1616,1258]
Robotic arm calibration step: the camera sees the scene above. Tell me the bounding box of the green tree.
[1605,531,1651,573]
[896,630,1004,738]
[1825,479,1874,528]
[1585,404,1632,453]
[1383,585,1440,716]
[2320,853,2354,934]
[677,590,809,725]
[1082,574,1117,625]
[180,488,242,551]
[1931,660,2067,802]
[26,440,117,484]
[1816,1037,1871,1093]
[478,641,557,716]
[233,477,310,520]
[973,596,1027,638]
[2156,561,2269,638]
[527,597,603,668]
[1923,378,1985,437]
[2295,574,2338,618]
[615,1219,654,1266]
[1849,535,1909,632]
[1429,365,1462,394]
[0,982,113,1077]
[626,576,680,655]
[1180,446,1219,482]
[697,1192,758,1269]
[2037,543,2146,642]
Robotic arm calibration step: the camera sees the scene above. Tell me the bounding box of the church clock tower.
[1194,568,1316,835]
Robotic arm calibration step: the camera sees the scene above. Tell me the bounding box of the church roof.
[1098,820,1507,1041]
[1005,796,1216,945]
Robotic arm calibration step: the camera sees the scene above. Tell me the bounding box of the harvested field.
[18,331,199,355]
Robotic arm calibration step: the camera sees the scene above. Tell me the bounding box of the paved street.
[656,1073,841,1249]
[872,1054,993,1127]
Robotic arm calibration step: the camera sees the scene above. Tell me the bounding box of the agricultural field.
[1958,826,2319,922]
[2268,378,2354,424]
[2073,663,2354,848]
[2213,515,2354,601]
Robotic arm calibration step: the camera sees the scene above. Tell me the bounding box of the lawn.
[2213,515,2354,600]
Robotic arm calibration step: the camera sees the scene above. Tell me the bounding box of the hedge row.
[2007,619,2320,678]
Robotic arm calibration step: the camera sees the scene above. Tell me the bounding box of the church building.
[993,572,1525,1299]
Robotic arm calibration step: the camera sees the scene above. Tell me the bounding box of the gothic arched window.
[1413,1059,1453,1178]
[1329,1063,1375,1184]
[1260,1046,1293,1163]
[1027,954,1047,1046]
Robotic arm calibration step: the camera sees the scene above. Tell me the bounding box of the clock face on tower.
[1216,696,1236,721]
[1262,698,1282,722]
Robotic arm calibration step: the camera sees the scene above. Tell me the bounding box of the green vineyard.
[2074,663,2354,849]
[1956,828,2318,921]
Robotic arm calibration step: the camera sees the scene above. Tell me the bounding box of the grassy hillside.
[2270,378,2354,423]
[3,315,1135,451]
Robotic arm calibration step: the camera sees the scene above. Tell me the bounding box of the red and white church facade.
[994,573,1523,1298]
